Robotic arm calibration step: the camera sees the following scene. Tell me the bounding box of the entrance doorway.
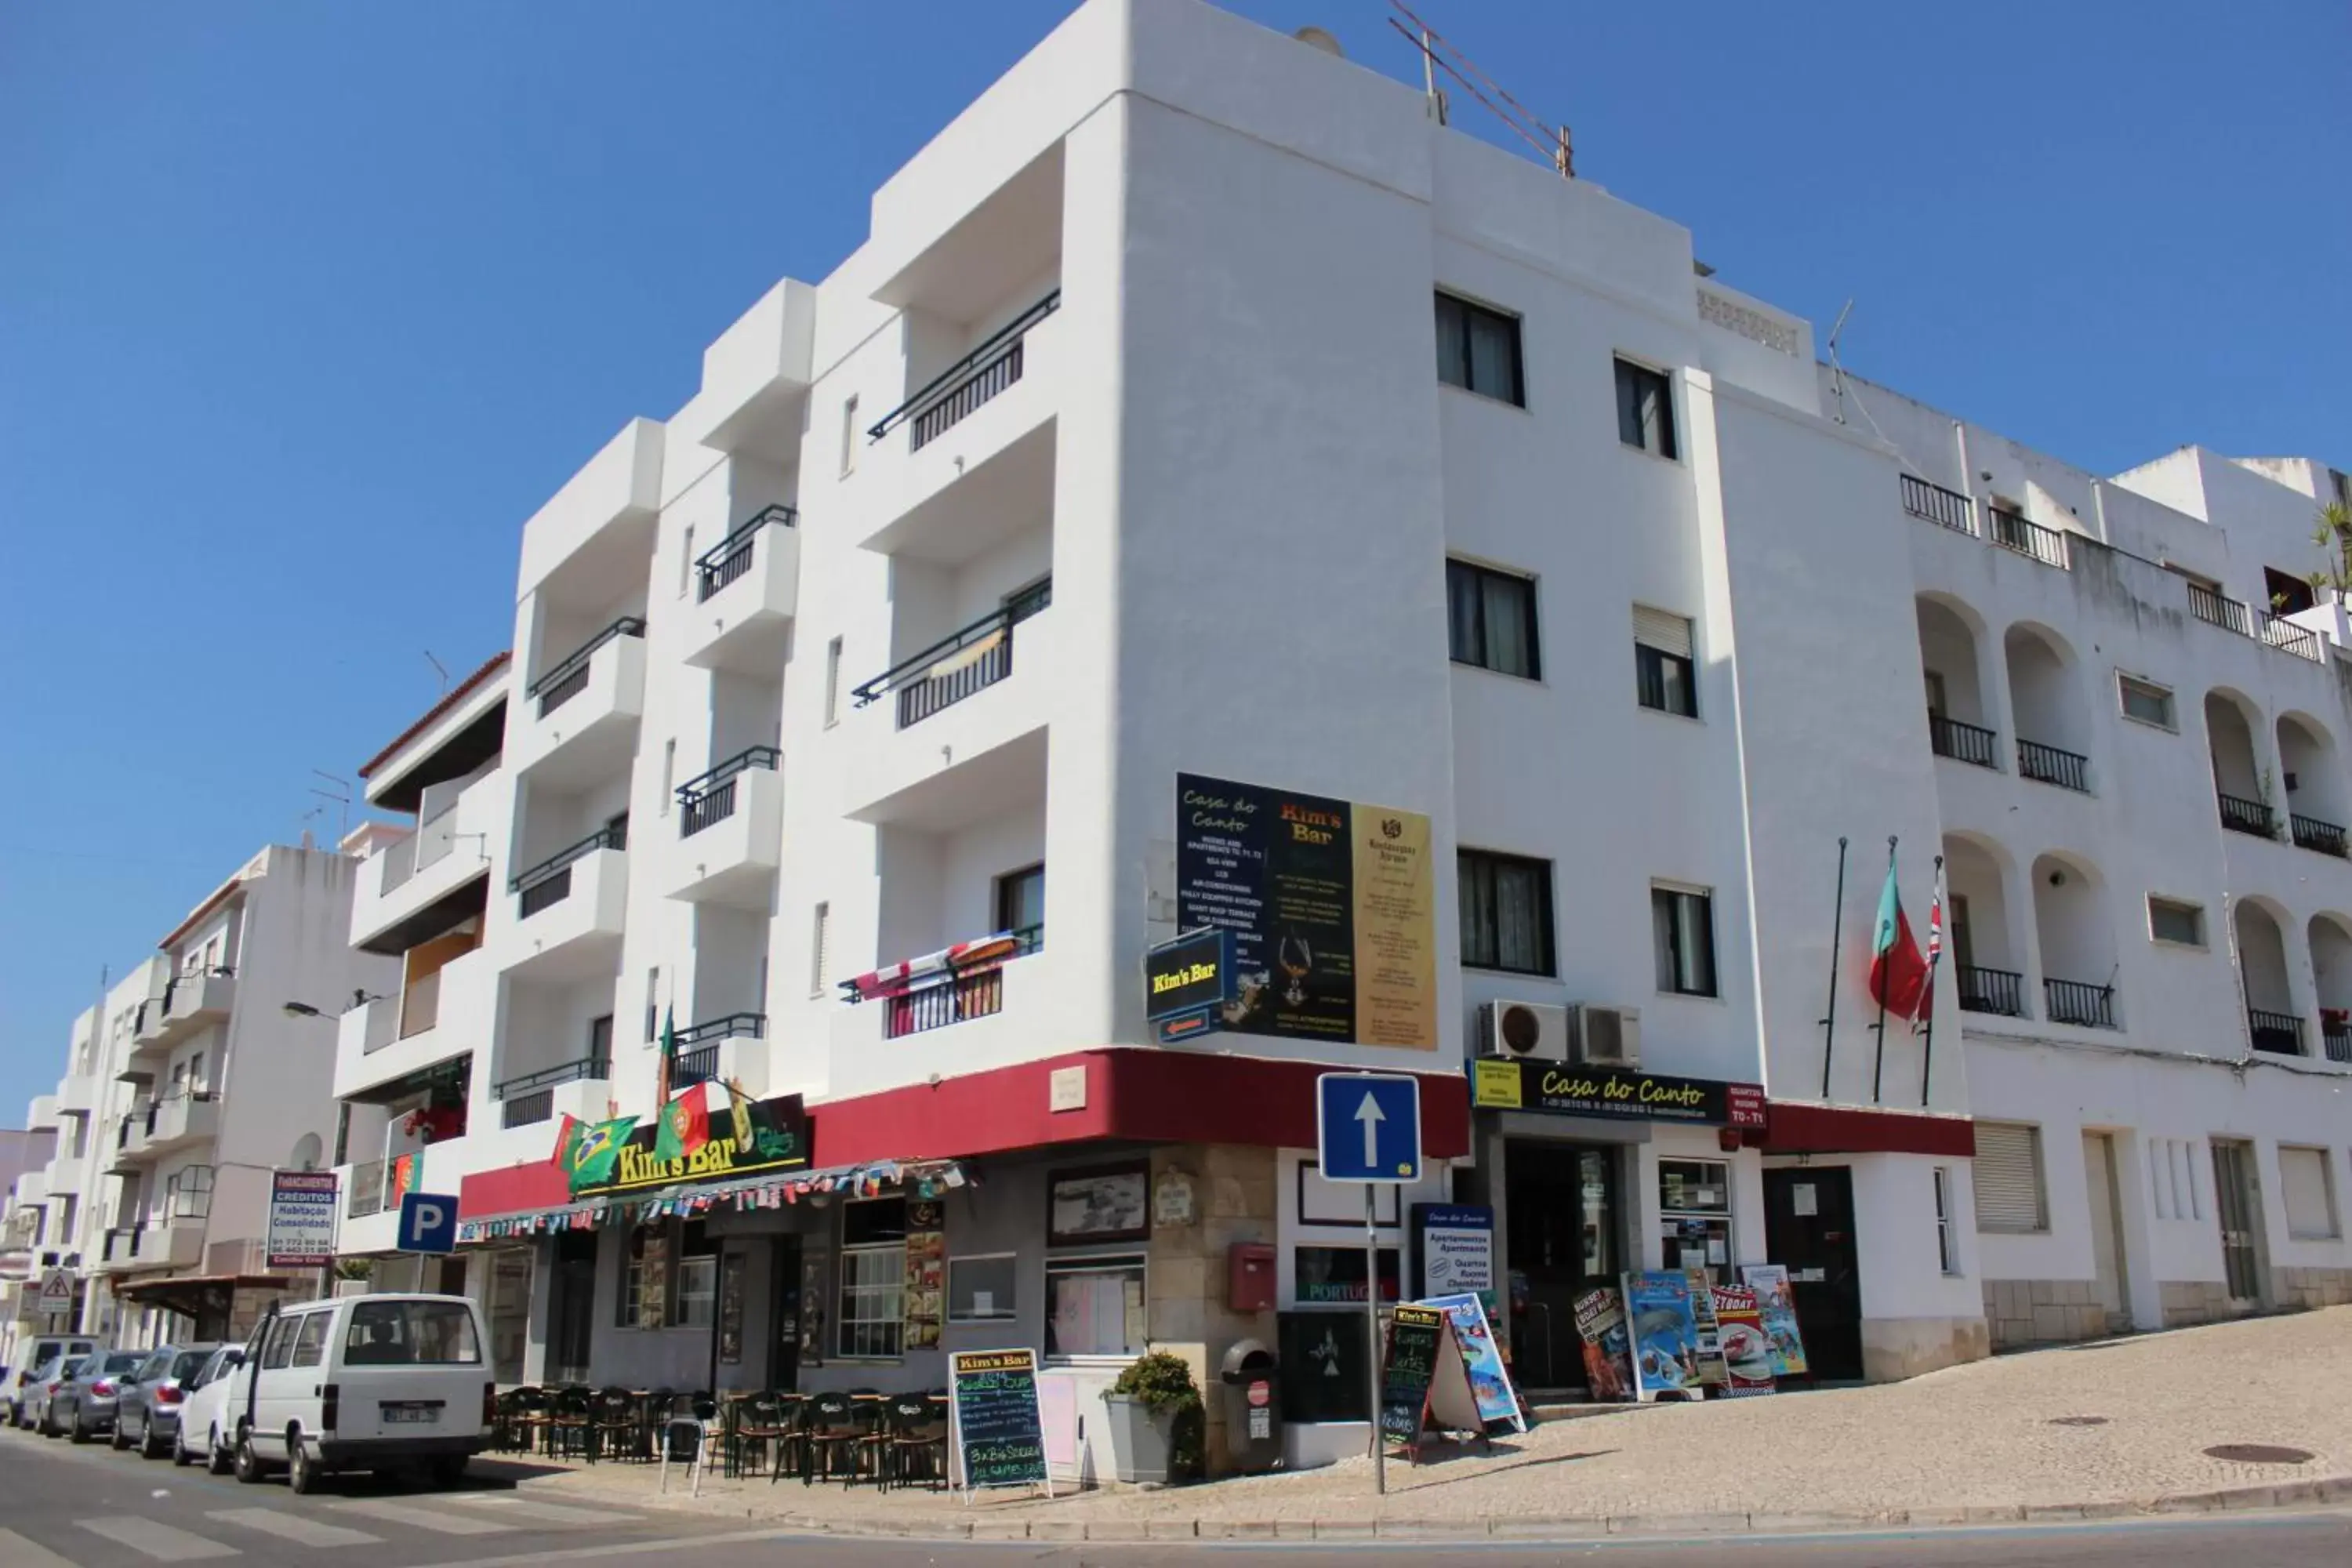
[548,1230,597,1385]
[1762,1167,1864,1381]
[767,1236,803,1391]
[2210,1140,2267,1304]
[1503,1142,1619,1391]
[2082,1132,2129,1332]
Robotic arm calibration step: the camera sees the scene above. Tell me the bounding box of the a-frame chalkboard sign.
[1377,1303,1494,1464]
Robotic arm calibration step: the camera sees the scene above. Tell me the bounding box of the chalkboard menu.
[948,1348,1051,1496]
[1378,1305,1444,1449]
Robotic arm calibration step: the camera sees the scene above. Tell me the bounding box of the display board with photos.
[1571,1286,1633,1400]
[1740,1264,1811,1378]
[1046,1162,1151,1245]
[903,1200,946,1349]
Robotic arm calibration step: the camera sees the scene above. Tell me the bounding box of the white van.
[229,1294,493,1493]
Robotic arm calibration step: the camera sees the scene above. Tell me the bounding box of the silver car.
[53,1348,148,1443]
[112,1344,220,1459]
[21,1354,87,1436]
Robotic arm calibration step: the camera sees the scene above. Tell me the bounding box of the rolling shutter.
[2279,1147,2338,1240]
[1973,1123,2047,1232]
[1632,605,1694,658]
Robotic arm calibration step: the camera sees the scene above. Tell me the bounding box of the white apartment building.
[309,0,2350,1474]
[2,844,394,1352]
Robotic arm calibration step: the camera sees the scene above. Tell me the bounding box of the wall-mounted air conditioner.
[1567,1003,1641,1069]
[1475,1000,1569,1062]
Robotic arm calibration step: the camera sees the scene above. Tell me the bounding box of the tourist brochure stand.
[1740,1263,1812,1379]
[1622,1270,1708,1402]
[1685,1268,1729,1389]
[1379,1297,1526,1463]
[1710,1284,1777,1396]
[948,1348,1054,1502]
[1572,1285,1634,1401]
[1419,1290,1526,1434]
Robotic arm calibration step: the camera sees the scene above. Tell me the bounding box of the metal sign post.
[1315,1072,1423,1499]
[1364,1181,1382,1496]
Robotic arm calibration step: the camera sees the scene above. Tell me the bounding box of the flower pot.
[1102,1393,1174,1485]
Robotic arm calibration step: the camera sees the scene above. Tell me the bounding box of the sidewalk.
[511,1305,2352,1541]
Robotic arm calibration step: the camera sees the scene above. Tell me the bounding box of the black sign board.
[1277,1310,1370,1423]
[1145,927,1232,1022]
[948,1348,1051,1496]
[573,1091,810,1200]
[1379,1304,1445,1451]
[1468,1058,1767,1128]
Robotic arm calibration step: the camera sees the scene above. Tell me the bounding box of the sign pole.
[1366,1181,1385,1496]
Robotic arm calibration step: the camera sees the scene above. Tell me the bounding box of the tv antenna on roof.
[1825,298,1856,426]
[1387,1,1573,178]
[424,649,449,695]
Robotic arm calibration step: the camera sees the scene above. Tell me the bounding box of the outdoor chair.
[882,1394,949,1491]
[547,1387,595,1461]
[731,1392,790,1478]
[592,1386,644,1462]
[800,1392,858,1485]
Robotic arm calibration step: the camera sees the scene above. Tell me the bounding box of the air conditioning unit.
[1567,1003,1642,1069]
[1476,1000,1569,1062]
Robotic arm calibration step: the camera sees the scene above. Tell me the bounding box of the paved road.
[3,1426,2348,1566]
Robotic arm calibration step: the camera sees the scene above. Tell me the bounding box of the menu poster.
[1740,1264,1811,1378]
[904,1200,946,1350]
[1684,1268,1728,1387]
[1175,774,1436,1050]
[949,1348,1052,1497]
[717,1252,746,1365]
[1418,1291,1527,1433]
[1621,1271,1704,1402]
[1709,1285,1777,1397]
[1570,1287,1634,1402]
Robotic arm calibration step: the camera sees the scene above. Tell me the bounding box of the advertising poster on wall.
[904,1200,946,1349]
[1685,1268,1728,1388]
[1175,773,1437,1049]
[1417,1291,1527,1432]
[1621,1271,1704,1402]
[1709,1284,1777,1396]
[265,1170,339,1269]
[1740,1264,1811,1378]
[1570,1286,1634,1401]
[1413,1203,1497,1317]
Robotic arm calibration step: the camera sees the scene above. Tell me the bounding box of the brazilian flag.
[561,1115,638,1195]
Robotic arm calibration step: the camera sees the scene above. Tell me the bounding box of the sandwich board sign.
[947,1348,1053,1501]
[1377,1302,1497,1464]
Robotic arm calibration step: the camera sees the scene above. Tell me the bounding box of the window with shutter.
[1973,1123,2048,1233]
[1633,606,1698,717]
[2279,1146,2339,1240]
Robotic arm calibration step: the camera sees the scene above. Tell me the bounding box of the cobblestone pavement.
[519,1305,2352,1535]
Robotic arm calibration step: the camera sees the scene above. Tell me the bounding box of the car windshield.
[96,1352,144,1377]
[343,1301,481,1367]
[169,1352,208,1381]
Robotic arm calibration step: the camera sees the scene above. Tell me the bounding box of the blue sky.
[2,0,2346,1120]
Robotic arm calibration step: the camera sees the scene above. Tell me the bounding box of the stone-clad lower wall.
[2270,1267,2352,1312]
[1982,1278,2122,1348]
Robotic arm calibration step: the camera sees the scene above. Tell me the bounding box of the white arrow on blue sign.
[1314,1072,1422,1183]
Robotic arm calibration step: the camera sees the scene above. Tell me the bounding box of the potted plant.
[1102,1351,1204,1485]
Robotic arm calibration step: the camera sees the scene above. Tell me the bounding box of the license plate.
[381,1404,441,1425]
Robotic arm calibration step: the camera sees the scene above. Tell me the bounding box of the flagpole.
[1871,837,1895,1104]
[1820,837,1849,1100]
[1918,855,1947,1109]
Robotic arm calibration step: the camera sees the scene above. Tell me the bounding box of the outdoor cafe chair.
[800,1392,858,1485]
[591,1387,644,1462]
[547,1388,594,1461]
[882,1394,949,1491]
[731,1392,790,1478]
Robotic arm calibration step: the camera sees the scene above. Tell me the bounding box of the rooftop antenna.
[1825,297,1856,426]
[309,770,352,844]
[1388,1,1571,177]
[424,649,449,695]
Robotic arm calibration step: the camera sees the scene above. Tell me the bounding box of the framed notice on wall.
[717,1252,746,1365]
[1046,1163,1150,1246]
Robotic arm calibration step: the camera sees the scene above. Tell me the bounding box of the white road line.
[203,1508,383,1548]
[0,1527,82,1568]
[77,1517,239,1561]
[323,1499,514,1535]
[445,1496,641,1526]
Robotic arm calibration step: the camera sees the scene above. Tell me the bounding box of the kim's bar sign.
[1470,1058,1766,1129]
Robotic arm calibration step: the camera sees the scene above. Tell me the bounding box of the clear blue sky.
[2,0,2346,1119]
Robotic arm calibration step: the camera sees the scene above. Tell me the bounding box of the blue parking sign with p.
[1315,1073,1422,1183]
[397,1192,459,1255]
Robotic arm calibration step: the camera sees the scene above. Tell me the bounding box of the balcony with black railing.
[697,506,796,601]
[855,580,1051,731]
[2187,582,2325,662]
[2218,793,2277,840]
[510,821,627,919]
[670,1013,766,1087]
[2324,1018,2352,1065]
[2291,813,2348,858]
[2016,738,2090,793]
[870,292,1061,453]
[1956,965,2026,1018]
[528,617,646,717]
[678,747,782,839]
[2249,1007,2304,1055]
[2044,977,2117,1029]
[837,925,1044,1042]
[1988,506,2071,569]
[494,1052,611,1129]
[1928,713,1999,769]
[1901,474,1977,535]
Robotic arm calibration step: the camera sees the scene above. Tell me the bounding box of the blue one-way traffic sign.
[397,1191,459,1255]
[1315,1073,1422,1183]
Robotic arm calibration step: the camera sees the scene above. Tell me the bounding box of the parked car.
[113,1343,220,1458]
[54,1348,150,1443]
[21,1353,87,1436]
[230,1294,493,1493]
[173,1345,247,1472]
[8,1338,97,1426]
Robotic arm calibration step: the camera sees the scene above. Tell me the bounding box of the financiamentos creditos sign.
[1469,1058,1766,1128]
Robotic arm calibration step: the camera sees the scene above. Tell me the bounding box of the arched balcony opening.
[1918,595,1997,769]
[2235,899,2303,1055]
[2278,713,2347,858]
[2309,913,2352,1063]
[1946,834,2024,1017]
[2005,622,2090,792]
[2032,851,2118,1028]
[2206,691,2274,838]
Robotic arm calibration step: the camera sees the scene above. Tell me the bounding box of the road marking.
[445,1496,641,1526]
[205,1508,383,1547]
[78,1516,239,1561]
[0,1528,81,1568]
[325,1499,515,1535]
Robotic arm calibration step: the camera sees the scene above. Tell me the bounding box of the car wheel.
[140,1416,165,1461]
[110,1414,132,1450]
[68,1407,91,1444]
[428,1457,468,1488]
[233,1428,266,1485]
[206,1427,233,1476]
[287,1437,321,1496]
[172,1427,194,1467]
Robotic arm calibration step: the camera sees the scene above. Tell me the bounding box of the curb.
[517,1470,2352,1544]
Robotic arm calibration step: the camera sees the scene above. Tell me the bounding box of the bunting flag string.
[455,1157,971,1244]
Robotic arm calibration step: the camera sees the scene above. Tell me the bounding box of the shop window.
[675,1257,719,1329]
[1657,1158,1732,1285]
[837,1196,908,1359]
[1044,1254,1147,1359]
[620,1229,670,1330]
[947,1253,1018,1323]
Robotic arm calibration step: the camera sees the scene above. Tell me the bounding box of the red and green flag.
[1868,860,1929,1021]
[653,1081,710,1165]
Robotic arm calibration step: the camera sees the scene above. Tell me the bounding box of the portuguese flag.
[1868,859,1929,1021]
[653,1081,710,1165]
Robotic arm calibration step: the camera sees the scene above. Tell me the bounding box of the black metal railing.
[510,819,629,918]
[2016,738,2090,793]
[102,1225,140,1262]
[2044,977,2117,1029]
[2218,793,2276,839]
[1988,506,2070,568]
[677,746,782,838]
[2292,813,2349,858]
[528,616,646,717]
[2263,616,2324,662]
[501,1090,554,1129]
[492,1054,610,1105]
[874,925,1043,1040]
[2325,1022,2352,1064]
[1901,474,1977,535]
[868,289,1062,449]
[1928,713,1999,768]
[2248,1007,2304,1055]
[1957,965,2026,1018]
[159,965,235,1021]
[2187,583,2255,638]
[670,1013,767,1086]
[695,505,797,601]
[855,583,1051,729]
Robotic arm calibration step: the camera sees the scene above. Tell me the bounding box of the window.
[588,1014,613,1064]
[1973,1123,2049,1233]
[1614,358,1678,459]
[1446,560,1541,679]
[1433,292,1524,406]
[1652,885,1719,997]
[289,1313,328,1369]
[2266,568,2316,617]
[837,1197,909,1359]
[644,968,661,1044]
[1044,1254,1148,1359]
[996,863,1046,939]
[165,1166,212,1220]
[947,1254,1018,1323]
[1657,1159,1732,1285]
[840,395,860,475]
[823,637,844,728]
[345,1300,483,1366]
[810,902,833,997]
[659,740,676,816]
[1457,850,1555,975]
[2118,674,2175,730]
[1933,1167,1960,1274]
[620,1229,669,1330]
[2279,1146,2339,1240]
[2148,896,2205,948]
[262,1315,303,1370]
[1634,606,1697,717]
[677,525,695,598]
[674,1256,719,1328]
[187,1053,205,1094]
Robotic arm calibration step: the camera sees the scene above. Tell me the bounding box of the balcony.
[2219,793,2277,840]
[95,1225,141,1273]
[840,926,1041,1042]
[1988,507,2071,569]
[511,619,647,787]
[1956,965,2026,1018]
[352,772,499,953]
[493,1052,611,1131]
[334,950,488,1103]
[132,1218,203,1270]
[56,1072,96,1113]
[662,749,784,909]
[2187,582,2324,662]
[843,596,1053,830]
[502,826,629,982]
[829,935,1047,1097]
[1928,713,1998,769]
[140,1093,220,1156]
[681,507,800,672]
[2016,739,2090,793]
[670,1014,769,1096]
[2044,977,2117,1029]
[2292,814,2349,858]
[697,278,816,457]
[2249,1007,2305,1056]
[2323,1016,2352,1065]
[132,997,168,1048]
[516,416,663,602]
[1901,474,1977,535]
[13,1171,47,1209]
[155,967,236,1047]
